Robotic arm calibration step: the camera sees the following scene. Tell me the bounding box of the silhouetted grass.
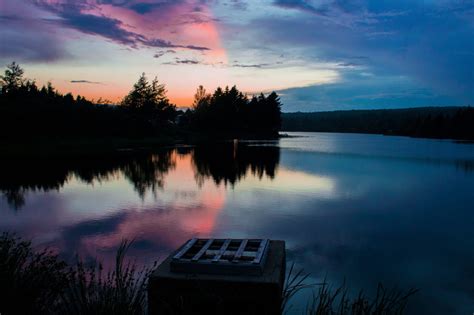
[0,234,155,315]
[306,281,418,315]
[282,265,418,315]
[0,232,69,314]
[57,240,156,315]
[282,263,314,313]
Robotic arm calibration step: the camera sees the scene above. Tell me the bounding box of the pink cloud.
[31,0,223,53]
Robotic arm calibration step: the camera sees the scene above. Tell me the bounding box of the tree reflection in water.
[0,141,280,210]
[192,141,279,187]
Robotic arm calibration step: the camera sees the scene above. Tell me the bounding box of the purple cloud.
[163,58,201,65]
[0,1,67,62]
[0,0,211,63]
[34,1,210,51]
[232,63,271,68]
[153,50,177,59]
[70,80,102,84]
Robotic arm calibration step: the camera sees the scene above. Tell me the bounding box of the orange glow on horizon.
[42,0,227,108]
[172,96,194,108]
[50,81,194,106]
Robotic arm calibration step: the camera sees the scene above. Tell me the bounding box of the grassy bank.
[0,233,153,315]
[0,233,416,315]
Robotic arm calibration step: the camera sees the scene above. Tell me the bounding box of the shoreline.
[0,132,281,159]
[1,129,472,160]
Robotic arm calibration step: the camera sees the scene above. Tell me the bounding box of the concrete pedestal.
[148,240,286,315]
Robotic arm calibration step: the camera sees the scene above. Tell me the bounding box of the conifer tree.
[0,62,26,94]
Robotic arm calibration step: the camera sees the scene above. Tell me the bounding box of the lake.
[1,132,474,314]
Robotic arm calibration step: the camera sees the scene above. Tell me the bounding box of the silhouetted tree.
[0,63,183,138]
[192,85,210,110]
[121,73,176,123]
[266,92,282,132]
[0,62,26,94]
[1,62,472,141]
[189,85,282,136]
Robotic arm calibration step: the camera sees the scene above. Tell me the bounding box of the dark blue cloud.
[262,0,474,109]
[278,72,466,112]
[183,44,210,51]
[126,1,186,14]
[96,0,185,15]
[153,49,176,59]
[163,58,201,65]
[129,2,161,14]
[274,0,330,16]
[70,80,102,84]
[232,62,270,68]
[58,11,138,46]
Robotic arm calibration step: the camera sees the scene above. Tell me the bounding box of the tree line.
[0,62,282,139]
[182,85,281,135]
[282,107,474,140]
[3,61,473,141]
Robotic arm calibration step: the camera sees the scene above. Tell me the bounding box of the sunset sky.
[1,0,473,111]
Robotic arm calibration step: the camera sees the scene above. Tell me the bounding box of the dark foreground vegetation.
[0,233,416,315]
[282,107,474,140]
[283,264,417,314]
[0,62,282,151]
[0,233,153,315]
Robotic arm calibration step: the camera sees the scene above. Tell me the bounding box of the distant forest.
[1,62,474,143]
[282,107,474,140]
[0,62,282,140]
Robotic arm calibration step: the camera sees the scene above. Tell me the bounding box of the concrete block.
[148,240,286,315]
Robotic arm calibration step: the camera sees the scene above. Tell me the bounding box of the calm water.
[1,132,474,314]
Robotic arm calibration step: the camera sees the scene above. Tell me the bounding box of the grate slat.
[192,239,214,261]
[253,239,269,264]
[171,238,270,275]
[212,239,232,262]
[173,238,198,260]
[232,239,248,263]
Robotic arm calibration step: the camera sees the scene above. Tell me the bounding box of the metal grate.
[170,238,270,275]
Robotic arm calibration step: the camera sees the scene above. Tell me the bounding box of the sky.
[0,0,473,111]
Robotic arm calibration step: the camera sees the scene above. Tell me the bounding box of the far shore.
[3,128,473,160]
[0,131,280,159]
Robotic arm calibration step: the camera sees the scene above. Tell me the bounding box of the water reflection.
[0,141,280,271]
[0,142,279,210]
[1,133,474,314]
[0,151,175,209]
[192,142,279,186]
